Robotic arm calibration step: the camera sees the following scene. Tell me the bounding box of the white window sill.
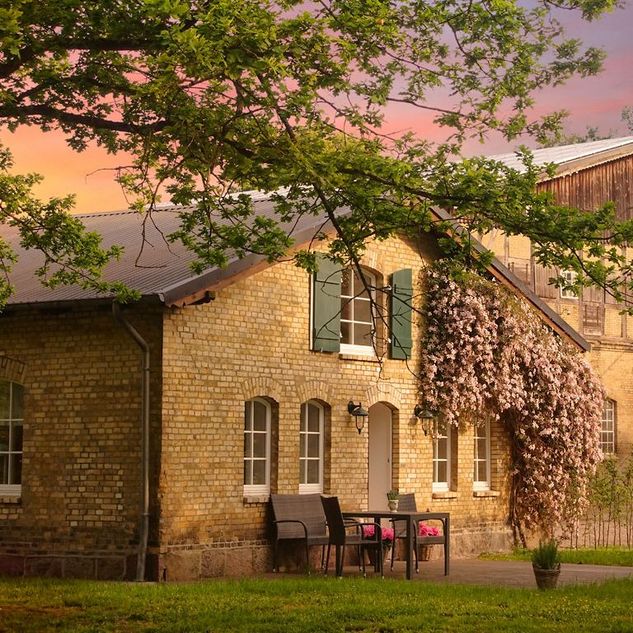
[432,491,458,500]
[473,490,500,498]
[338,353,381,363]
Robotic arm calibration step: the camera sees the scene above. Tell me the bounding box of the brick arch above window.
[294,379,334,405]
[239,376,284,403]
[0,356,27,384]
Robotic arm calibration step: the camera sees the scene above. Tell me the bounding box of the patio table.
[342,510,450,580]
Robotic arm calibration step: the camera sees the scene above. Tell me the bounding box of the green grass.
[1,576,633,632]
[480,547,633,567]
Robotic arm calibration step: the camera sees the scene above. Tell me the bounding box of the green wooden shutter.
[390,268,413,359]
[312,255,341,353]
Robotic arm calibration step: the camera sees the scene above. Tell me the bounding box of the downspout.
[112,301,150,582]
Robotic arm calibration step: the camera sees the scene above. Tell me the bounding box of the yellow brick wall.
[0,304,163,579]
[160,235,512,577]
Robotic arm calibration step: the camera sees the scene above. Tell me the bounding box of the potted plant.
[362,525,395,565]
[387,489,399,511]
[531,539,561,589]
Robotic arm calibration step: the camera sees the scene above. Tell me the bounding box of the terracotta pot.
[533,563,561,589]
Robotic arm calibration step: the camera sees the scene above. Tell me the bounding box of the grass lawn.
[480,547,633,567]
[1,576,633,632]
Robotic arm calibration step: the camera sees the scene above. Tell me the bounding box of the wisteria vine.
[419,264,604,544]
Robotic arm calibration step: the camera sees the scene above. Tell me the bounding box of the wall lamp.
[348,400,369,434]
[413,403,436,436]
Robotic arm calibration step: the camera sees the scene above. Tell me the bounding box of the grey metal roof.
[3,196,332,307]
[488,136,633,173]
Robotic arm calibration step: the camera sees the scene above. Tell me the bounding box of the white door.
[368,403,392,510]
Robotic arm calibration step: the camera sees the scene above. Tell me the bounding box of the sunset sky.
[2,4,632,214]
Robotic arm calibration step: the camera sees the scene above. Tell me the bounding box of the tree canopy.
[0,0,630,308]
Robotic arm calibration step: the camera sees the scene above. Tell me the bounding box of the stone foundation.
[0,553,142,580]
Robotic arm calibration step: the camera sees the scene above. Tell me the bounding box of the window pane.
[253,432,267,458]
[10,424,22,453]
[307,434,320,458]
[10,454,21,485]
[477,438,487,459]
[477,461,487,482]
[341,321,351,344]
[300,460,306,483]
[308,404,320,433]
[341,298,352,321]
[244,461,251,485]
[11,385,24,420]
[253,401,268,431]
[307,460,319,484]
[436,437,448,460]
[244,432,252,458]
[437,461,447,483]
[355,298,372,323]
[0,382,9,419]
[252,460,266,485]
[354,322,372,346]
[0,424,8,452]
[0,454,8,485]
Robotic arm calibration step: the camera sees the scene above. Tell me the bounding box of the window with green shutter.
[390,268,412,359]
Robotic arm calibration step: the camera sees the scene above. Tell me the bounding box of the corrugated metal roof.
[3,196,331,306]
[488,136,633,172]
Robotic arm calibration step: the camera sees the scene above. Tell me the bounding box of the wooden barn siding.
[537,154,633,220]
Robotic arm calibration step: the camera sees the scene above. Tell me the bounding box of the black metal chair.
[321,495,384,577]
[270,493,329,573]
[390,493,420,572]
[389,492,449,575]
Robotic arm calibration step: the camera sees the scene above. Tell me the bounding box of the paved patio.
[287,558,633,588]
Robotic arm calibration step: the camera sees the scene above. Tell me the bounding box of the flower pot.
[368,546,391,567]
[533,563,561,589]
[419,545,432,562]
[388,499,399,511]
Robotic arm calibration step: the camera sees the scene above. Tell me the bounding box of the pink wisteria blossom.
[419,264,604,541]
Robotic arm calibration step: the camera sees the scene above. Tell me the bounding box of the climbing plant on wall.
[419,263,604,545]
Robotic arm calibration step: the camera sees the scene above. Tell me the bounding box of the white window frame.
[601,399,616,455]
[560,269,578,300]
[299,401,324,494]
[432,418,451,493]
[243,398,271,496]
[0,380,23,496]
[473,420,491,491]
[340,267,376,356]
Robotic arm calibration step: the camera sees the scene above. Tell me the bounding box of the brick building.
[0,196,588,580]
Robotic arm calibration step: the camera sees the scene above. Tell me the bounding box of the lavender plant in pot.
[532,539,561,589]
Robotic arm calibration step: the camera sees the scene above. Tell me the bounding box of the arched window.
[299,401,324,493]
[601,399,616,455]
[243,398,271,496]
[432,418,451,493]
[0,380,24,495]
[473,420,491,491]
[340,267,376,355]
